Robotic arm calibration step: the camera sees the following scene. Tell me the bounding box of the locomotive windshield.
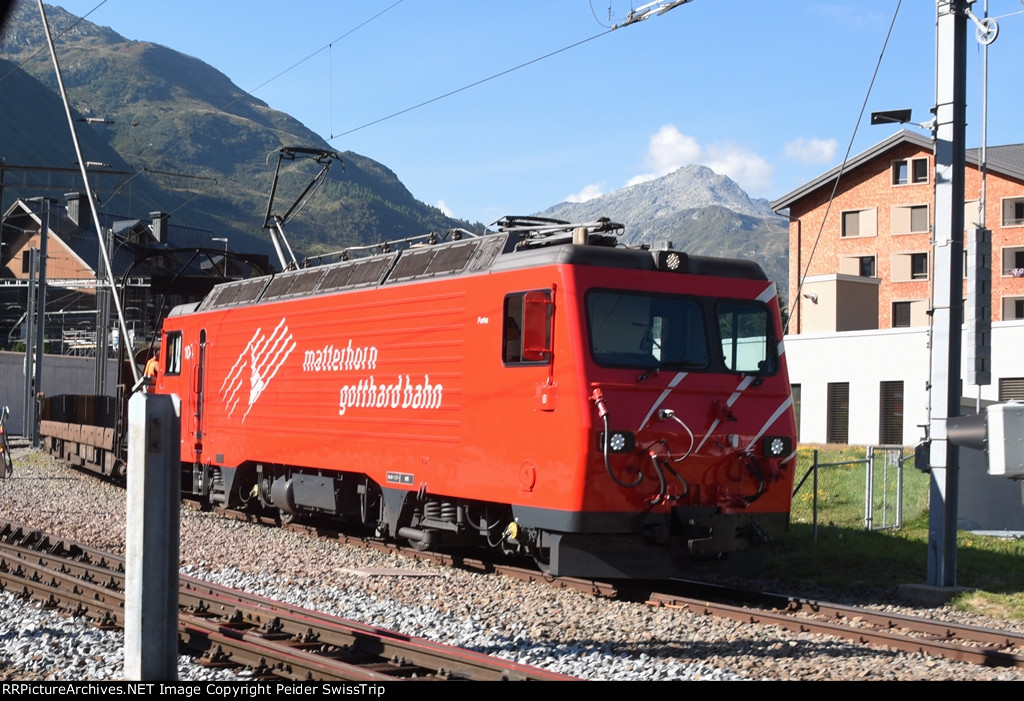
[587,291,710,369]
[586,291,775,375]
[717,300,775,374]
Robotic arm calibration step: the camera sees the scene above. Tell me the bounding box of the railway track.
[646,580,1024,671]
[0,520,575,682]
[7,445,1023,680]
[267,509,1024,672]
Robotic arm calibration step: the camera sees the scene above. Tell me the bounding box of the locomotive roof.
[189,219,768,313]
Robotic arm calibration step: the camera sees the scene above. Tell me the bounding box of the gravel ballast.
[1,445,1021,682]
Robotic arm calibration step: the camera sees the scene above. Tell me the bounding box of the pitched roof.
[771,129,1024,212]
[1,197,220,280]
[974,143,1024,174]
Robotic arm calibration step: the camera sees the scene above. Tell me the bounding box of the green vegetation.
[0,5,480,264]
[789,444,929,528]
[769,444,1024,620]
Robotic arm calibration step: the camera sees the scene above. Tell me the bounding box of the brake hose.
[593,389,642,489]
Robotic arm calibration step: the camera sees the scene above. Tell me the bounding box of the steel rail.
[177,576,575,681]
[648,590,1024,669]
[0,520,575,681]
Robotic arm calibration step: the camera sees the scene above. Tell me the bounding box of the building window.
[892,301,912,328]
[892,204,929,235]
[1001,297,1024,320]
[1002,197,1024,228]
[842,211,859,238]
[892,251,929,282]
[1000,247,1024,277]
[838,255,876,277]
[892,157,929,185]
[912,158,928,183]
[911,252,928,279]
[859,256,876,277]
[841,208,877,238]
[826,382,849,444]
[892,161,908,185]
[879,381,904,446]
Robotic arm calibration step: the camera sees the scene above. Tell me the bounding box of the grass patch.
[789,444,929,529]
[764,449,1024,620]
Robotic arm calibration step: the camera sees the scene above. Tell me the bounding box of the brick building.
[771,130,1024,446]
[775,129,1024,336]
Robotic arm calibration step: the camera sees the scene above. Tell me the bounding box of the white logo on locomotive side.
[220,318,296,422]
[298,338,444,417]
[336,374,443,416]
[303,340,378,372]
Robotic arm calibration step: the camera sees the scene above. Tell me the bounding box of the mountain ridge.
[537,165,789,296]
[0,2,470,260]
[1,2,788,295]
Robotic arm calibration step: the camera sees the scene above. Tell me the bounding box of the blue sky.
[35,1,1024,225]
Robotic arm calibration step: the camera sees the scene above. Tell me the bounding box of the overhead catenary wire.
[30,0,406,203]
[327,29,614,141]
[6,0,688,219]
[786,0,904,336]
[327,1,690,141]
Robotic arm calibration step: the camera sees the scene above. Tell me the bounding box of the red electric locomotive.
[152,217,797,579]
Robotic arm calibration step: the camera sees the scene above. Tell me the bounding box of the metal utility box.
[987,401,1024,478]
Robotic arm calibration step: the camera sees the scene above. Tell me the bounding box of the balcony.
[1001,197,1024,228]
[1001,247,1024,277]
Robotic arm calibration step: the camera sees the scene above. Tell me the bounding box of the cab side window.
[503,290,552,365]
[164,331,183,376]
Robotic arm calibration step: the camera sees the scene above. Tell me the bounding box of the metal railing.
[792,446,919,542]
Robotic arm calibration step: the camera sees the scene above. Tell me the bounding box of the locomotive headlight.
[599,431,635,453]
[763,435,792,457]
[654,249,689,273]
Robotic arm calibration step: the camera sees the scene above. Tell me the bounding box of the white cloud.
[627,125,774,196]
[565,183,605,203]
[704,142,774,195]
[628,125,702,185]
[783,137,839,165]
[435,199,454,217]
[646,125,702,175]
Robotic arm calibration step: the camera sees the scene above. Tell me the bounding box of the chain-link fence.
[790,445,929,541]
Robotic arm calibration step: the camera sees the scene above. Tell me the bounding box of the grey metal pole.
[22,249,37,437]
[37,0,140,388]
[31,200,48,447]
[927,0,968,588]
[94,230,111,395]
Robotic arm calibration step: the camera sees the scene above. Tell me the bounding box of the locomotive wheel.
[531,548,552,575]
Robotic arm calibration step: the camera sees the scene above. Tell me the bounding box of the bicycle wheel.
[1,441,11,477]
